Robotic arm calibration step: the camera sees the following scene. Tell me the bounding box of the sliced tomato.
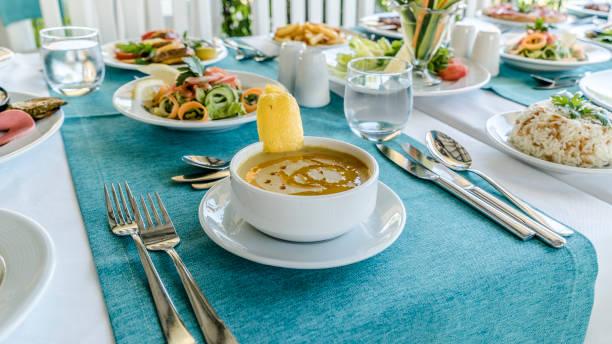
[115,51,139,60]
[438,61,468,81]
[140,30,157,40]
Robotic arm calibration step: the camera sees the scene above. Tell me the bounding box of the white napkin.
[238,35,280,57]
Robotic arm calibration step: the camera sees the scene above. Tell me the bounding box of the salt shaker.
[471,26,501,77]
[277,41,306,93]
[450,22,477,58]
[294,48,330,108]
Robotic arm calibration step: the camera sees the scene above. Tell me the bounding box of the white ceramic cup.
[471,27,501,77]
[277,41,306,93]
[450,22,477,58]
[230,137,379,242]
[294,48,331,108]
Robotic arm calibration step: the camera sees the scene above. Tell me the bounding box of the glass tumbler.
[344,57,413,142]
[40,26,105,96]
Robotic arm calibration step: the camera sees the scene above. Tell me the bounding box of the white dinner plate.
[579,24,612,51]
[325,48,490,97]
[567,1,610,18]
[501,32,611,71]
[580,69,612,111]
[102,40,228,70]
[0,92,65,165]
[0,209,55,341]
[199,178,406,269]
[477,10,573,28]
[358,12,403,39]
[0,47,14,69]
[113,71,282,131]
[486,110,612,175]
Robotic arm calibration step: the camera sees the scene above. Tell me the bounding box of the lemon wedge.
[137,63,180,85]
[384,43,411,73]
[257,84,304,153]
[195,46,217,60]
[131,78,166,102]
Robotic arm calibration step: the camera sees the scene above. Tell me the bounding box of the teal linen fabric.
[0,0,41,25]
[59,55,597,343]
[484,61,612,106]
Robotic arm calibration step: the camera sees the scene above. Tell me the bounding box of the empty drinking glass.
[40,26,105,96]
[344,57,413,142]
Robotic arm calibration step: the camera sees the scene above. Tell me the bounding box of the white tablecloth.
[1,54,611,344]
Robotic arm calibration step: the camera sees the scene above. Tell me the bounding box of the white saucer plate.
[199,178,406,269]
[567,2,609,18]
[358,12,403,39]
[112,71,282,131]
[0,92,64,165]
[325,48,490,97]
[486,110,612,175]
[501,32,611,72]
[102,40,228,70]
[580,69,612,111]
[0,209,55,341]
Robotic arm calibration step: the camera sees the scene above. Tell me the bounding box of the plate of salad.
[326,36,490,97]
[102,29,228,70]
[582,24,612,51]
[501,20,611,71]
[112,57,281,131]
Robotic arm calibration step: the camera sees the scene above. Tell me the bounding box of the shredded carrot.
[167,95,180,119]
[177,101,208,121]
[240,88,263,113]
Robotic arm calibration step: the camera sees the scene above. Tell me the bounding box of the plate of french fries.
[273,22,347,47]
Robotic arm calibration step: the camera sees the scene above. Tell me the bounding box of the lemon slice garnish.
[137,63,180,85]
[131,78,166,102]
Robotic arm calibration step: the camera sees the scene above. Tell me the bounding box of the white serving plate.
[199,178,406,269]
[486,110,612,175]
[102,40,228,70]
[567,1,610,18]
[113,70,282,131]
[0,209,55,341]
[0,92,64,165]
[580,69,612,111]
[325,47,490,97]
[501,32,611,71]
[477,10,574,28]
[358,12,403,39]
[579,24,612,51]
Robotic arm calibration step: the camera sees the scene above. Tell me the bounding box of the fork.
[136,192,238,344]
[104,183,196,344]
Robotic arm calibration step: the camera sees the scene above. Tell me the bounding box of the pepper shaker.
[294,48,330,108]
[277,41,306,93]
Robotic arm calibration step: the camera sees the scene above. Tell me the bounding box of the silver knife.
[171,170,230,183]
[377,144,535,241]
[401,143,566,248]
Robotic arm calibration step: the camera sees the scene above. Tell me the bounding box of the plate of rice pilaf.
[486,92,612,174]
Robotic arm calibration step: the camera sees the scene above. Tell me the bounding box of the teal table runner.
[485,61,612,106]
[59,54,597,343]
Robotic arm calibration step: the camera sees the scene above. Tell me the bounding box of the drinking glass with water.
[41,26,105,96]
[344,57,412,142]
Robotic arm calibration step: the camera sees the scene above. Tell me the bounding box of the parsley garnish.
[551,92,611,126]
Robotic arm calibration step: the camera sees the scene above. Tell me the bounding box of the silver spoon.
[0,255,6,288]
[425,130,574,237]
[182,155,230,170]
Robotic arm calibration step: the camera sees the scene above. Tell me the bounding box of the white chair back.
[251,0,377,35]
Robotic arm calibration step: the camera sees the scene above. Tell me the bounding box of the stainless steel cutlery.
[172,170,230,184]
[377,144,536,240]
[104,183,196,344]
[531,73,583,90]
[136,192,238,344]
[174,155,230,189]
[425,130,574,237]
[400,143,565,248]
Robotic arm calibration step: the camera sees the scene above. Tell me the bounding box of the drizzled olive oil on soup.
[239,147,370,196]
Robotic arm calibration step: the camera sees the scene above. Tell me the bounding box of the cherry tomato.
[438,61,468,81]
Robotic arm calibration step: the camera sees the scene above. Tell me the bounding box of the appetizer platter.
[580,69,612,111]
[567,1,610,18]
[112,58,281,131]
[501,21,611,71]
[102,29,228,70]
[199,84,405,268]
[0,89,65,164]
[479,4,570,27]
[582,24,612,51]
[358,12,403,39]
[273,22,347,47]
[487,92,612,174]
[325,37,490,97]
